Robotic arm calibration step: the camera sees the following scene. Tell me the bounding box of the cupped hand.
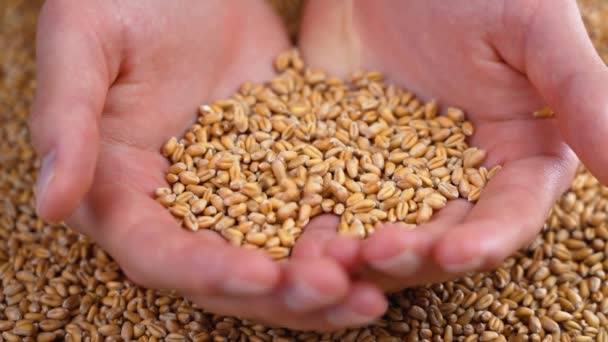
[29,0,386,330]
[299,0,608,291]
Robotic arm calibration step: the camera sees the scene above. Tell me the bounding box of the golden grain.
[158,50,498,257]
[534,106,555,118]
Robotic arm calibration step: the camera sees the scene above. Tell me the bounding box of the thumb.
[30,2,118,222]
[522,0,608,182]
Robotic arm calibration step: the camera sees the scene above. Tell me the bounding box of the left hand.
[29,0,386,329]
[297,0,608,291]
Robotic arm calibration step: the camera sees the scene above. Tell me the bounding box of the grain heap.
[156,49,499,258]
[1,0,608,341]
[580,0,608,61]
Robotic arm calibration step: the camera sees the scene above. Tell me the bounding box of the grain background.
[1,1,608,341]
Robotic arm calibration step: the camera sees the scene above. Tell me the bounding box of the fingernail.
[370,250,421,277]
[441,256,484,274]
[223,277,273,296]
[284,282,331,313]
[327,307,376,327]
[35,152,56,216]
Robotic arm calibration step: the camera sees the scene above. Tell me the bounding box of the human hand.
[29,0,386,329]
[299,0,607,291]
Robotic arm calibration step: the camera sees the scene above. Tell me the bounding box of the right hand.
[298,0,604,292]
[30,0,386,330]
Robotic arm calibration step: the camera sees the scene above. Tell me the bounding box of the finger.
[292,214,361,271]
[291,214,340,258]
[194,280,387,331]
[30,2,120,222]
[500,0,608,183]
[72,183,280,296]
[196,258,350,319]
[281,258,349,313]
[433,154,577,274]
[324,282,388,329]
[323,235,361,272]
[359,200,471,283]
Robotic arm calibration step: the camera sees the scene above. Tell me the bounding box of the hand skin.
[298,0,608,292]
[29,0,386,330]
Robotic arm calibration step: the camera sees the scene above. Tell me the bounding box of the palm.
[338,0,576,173]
